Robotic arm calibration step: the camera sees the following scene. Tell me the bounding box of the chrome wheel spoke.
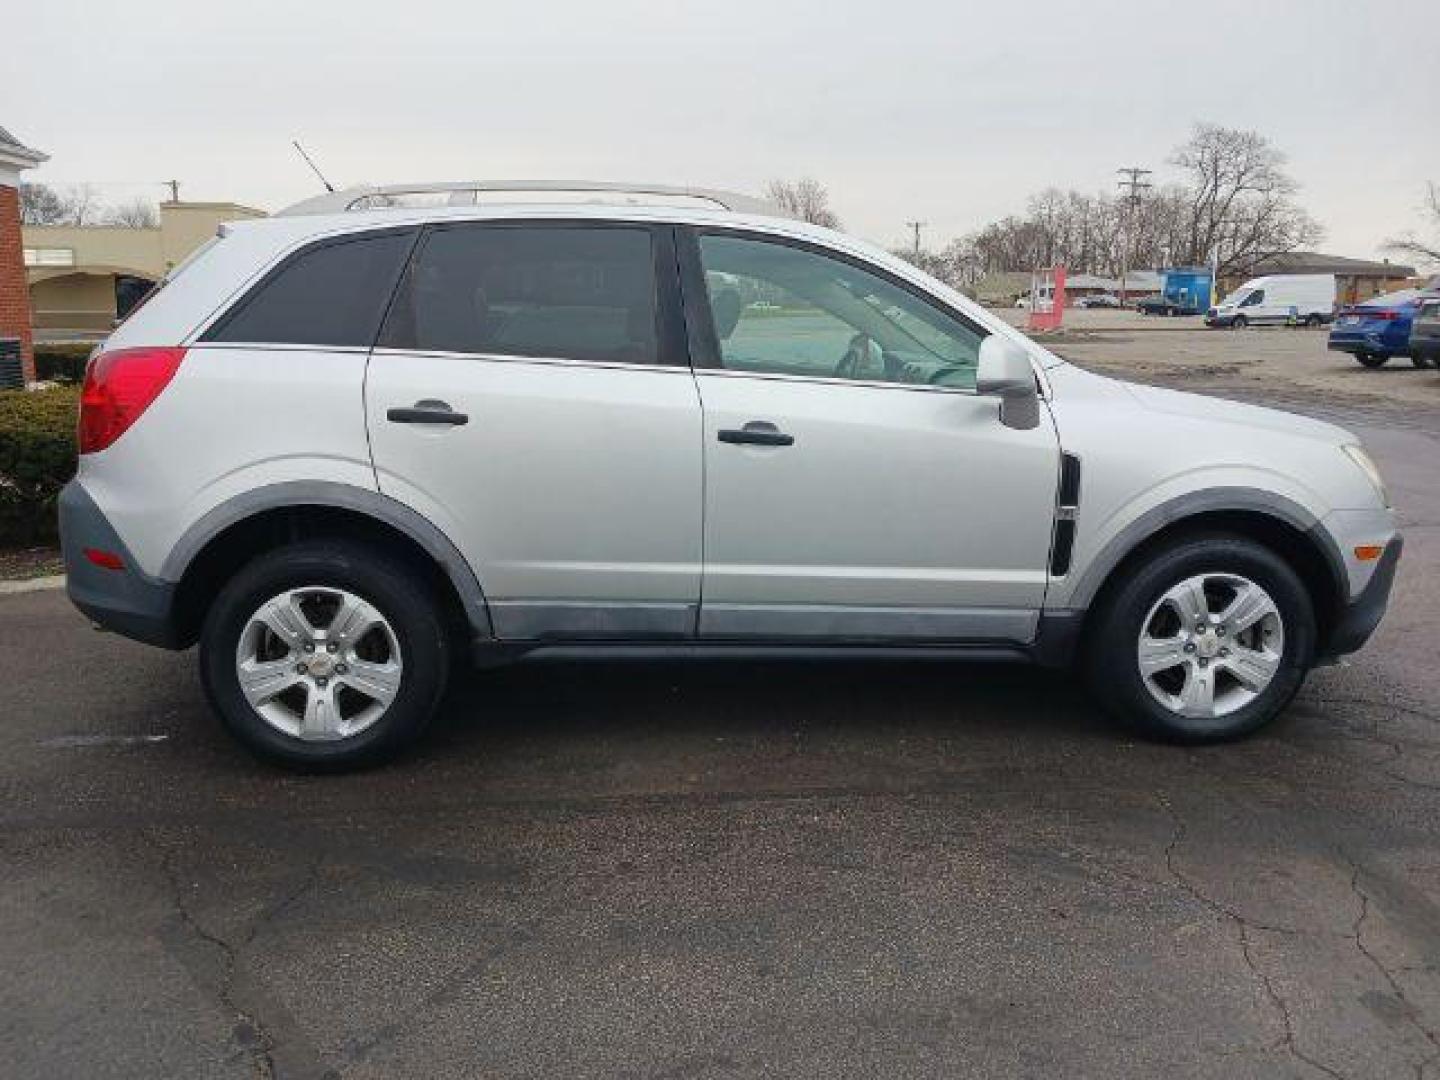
[1171,578,1212,626]
[1221,645,1281,692]
[257,592,317,648]
[299,682,342,740]
[237,656,302,706]
[1218,584,1276,634]
[1138,636,1188,676]
[329,594,385,649]
[340,659,402,707]
[1178,665,1216,715]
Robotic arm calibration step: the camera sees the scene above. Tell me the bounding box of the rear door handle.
[387,400,469,426]
[717,421,794,447]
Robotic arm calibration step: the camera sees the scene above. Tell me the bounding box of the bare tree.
[764,178,841,228]
[102,197,160,229]
[19,182,69,225]
[1169,123,1320,275]
[59,183,102,226]
[1384,182,1440,268]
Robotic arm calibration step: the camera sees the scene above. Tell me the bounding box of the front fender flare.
[1058,486,1347,614]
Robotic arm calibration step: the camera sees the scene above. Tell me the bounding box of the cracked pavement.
[2,366,1438,1078]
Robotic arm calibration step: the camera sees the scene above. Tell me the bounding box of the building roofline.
[1252,250,1416,277]
[160,200,268,216]
[0,124,48,169]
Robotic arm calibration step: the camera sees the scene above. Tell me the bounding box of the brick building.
[0,125,48,384]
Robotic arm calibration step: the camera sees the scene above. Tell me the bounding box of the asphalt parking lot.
[3,329,1439,1079]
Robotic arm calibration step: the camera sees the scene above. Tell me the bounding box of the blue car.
[1328,289,1437,368]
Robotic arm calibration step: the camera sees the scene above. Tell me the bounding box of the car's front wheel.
[1411,354,1434,369]
[1357,352,1389,368]
[200,540,452,770]
[1232,314,1248,329]
[1084,534,1315,742]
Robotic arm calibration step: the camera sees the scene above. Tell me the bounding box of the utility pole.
[1115,167,1151,306]
[163,179,181,203]
[905,220,926,257]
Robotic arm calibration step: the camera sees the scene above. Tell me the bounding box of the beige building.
[24,200,266,335]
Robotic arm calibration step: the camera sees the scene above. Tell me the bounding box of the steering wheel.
[835,333,878,379]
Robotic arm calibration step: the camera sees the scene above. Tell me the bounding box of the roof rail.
[277,181,789,219]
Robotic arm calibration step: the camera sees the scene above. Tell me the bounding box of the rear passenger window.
[204,230,413,347]
[381,225,658,365]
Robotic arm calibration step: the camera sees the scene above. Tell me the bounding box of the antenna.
[292,140,335,193]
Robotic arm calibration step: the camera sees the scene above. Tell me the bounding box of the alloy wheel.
[1136,573,1284,719]
[235,587,403,741]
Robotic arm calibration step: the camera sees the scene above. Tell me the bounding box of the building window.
[23,248,76,268]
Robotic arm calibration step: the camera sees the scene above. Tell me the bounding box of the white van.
[1207,274,1336,329]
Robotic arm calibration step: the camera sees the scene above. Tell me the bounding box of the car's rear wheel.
[200,540,451,770]
[1084,534,1315,742]
[1357,352,1389,368]
[1305,314,1324,328]
[1232,314,1248,329]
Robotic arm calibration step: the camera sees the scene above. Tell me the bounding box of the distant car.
[1408,296,1440,368]
[1078,294,1121,309]
[1136,296,1194,317]
[1327,289,1436,368]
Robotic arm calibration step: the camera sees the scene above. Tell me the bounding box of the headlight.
[1343,444,1390,507]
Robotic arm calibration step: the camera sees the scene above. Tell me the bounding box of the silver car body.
[70,197,1396,658]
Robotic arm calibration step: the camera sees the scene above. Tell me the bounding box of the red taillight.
[1346,308,1398,321]
[77,347,186,454]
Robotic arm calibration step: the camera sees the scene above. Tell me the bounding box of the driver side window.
[695,234,983,390]
[1242,289,1265,307]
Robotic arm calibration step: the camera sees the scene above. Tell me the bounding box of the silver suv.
[59,182,1401,769]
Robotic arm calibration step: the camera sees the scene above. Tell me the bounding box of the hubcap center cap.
[306,651,336,678]
[1194,629,1221,659]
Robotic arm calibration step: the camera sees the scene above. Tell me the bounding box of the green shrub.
[0,386,79,546]
[33,344,94,384]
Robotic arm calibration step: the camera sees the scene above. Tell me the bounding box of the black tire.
[200,540,452,770]
[1357,353,1389,369]
[1305,314,1324,328]
[1083,533,1315,743]
[1232,314,1248,329]
[1411,354,1434,369]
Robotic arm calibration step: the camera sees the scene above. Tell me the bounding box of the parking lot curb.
[0,575,66,596]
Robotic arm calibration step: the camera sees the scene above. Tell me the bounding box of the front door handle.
[387,400,469,426]
[717,421,794,447]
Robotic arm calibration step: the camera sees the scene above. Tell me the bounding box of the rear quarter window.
[203,229,415,347]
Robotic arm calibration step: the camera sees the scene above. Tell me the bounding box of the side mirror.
[977,335,1041,430]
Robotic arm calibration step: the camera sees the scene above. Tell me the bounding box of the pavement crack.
[1158,797,1347,1080]
[1347,860,1440,1080]
[152,837,278,1079]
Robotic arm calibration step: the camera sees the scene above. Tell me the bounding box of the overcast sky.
[6,0,1437,262]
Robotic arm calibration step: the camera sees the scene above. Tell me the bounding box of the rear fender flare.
[160,480,493,637]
